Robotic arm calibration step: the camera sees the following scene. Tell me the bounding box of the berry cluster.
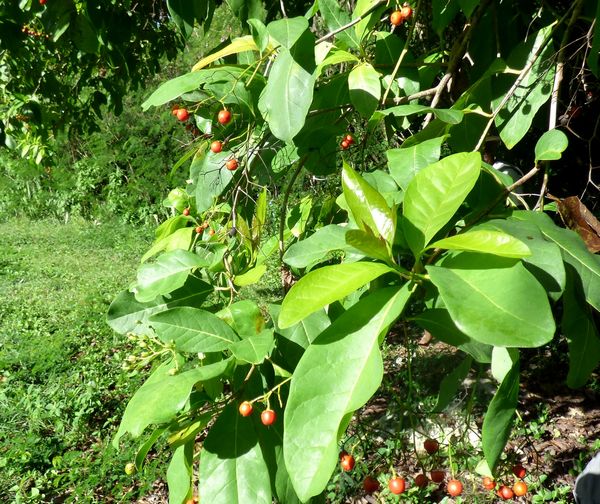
[390,4,413,26]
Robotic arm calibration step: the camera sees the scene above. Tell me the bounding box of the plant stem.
[278,155,308,260]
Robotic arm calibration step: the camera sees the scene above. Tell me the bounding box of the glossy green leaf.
[378,104,464,124]
[267,17,309,49]
[319,0,360,49]
[342,162,396,245]
[411,309,492,363]
[150,307,239,353]
[491,347,519,383]
[217,300,264,338]
[345,229,391,263]
[562,266,600,388]
[279,262,396,329]
[107,276,212,335]
[155,215,189,241]
[135,427,167,471]
[167,442,193,504]
[283,225,363,269]
[427,253,555,348]
[403,152,481,256]
[512,211,600,310]
[192,150,235,213]
[386,136,444,191]
[114,358,231,445]
[428,230,531,258]
[248,18,269,53]
[432,0,460,34]
[458,0,479,17]
[495,26,555,149]
[230,329,275,364]
[135,250,211,303]
[141,227,193,263]
[200,404,271,503]
[534,129,569,161]
[482,362,519,471]
[348,63,381,118]
[284,286,412,501]
[353,0,386,42]
[258,34,316,142]
[433,356,472,412]
[234,264,267,286]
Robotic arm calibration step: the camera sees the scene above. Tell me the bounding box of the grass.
[0,218,167,503]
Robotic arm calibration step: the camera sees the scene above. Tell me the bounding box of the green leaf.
[534,129,569,162]
[230,330,275,364]
[562,266,600,388]
[234,264,267,286]
[267,17,309,49]
[342,162,396,245]
[353,0,386,42]
[348,63,381,118]
[284,286,412,501]
[279,262,396,329]
[427,253,555,348]
[432,0,460,35]
[433,356,472,412]
[135,427,167,471]
[403,152,481,256]
[491,347,519,383]
[217,300,264,338]
[494,26,555,149]
[411,309,492,363]
[155,215,189,241]
[386,136,444,191]
[142,71,207,110]
[428,230,531,258]
[248,19,269,52]
[135,250,212,303]
[345,229,391,262]
[199,404,272,503]
[150,307,239,353]
[512,211,600,311]
[192,150,235,213]
[458,0,479,17]
[141,227,194,263]
[283,225,363,269]
[167,442,193,504]
[378,104,464,124]
[114,358,231,445]
[587,0,600,76]
[107,276,212,335]
[319,0,360,48]
[482,362,519,472]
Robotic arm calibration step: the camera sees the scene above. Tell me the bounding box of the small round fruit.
[226,158,239,171]
[363,476,380,494]
[512,464,526,479]
[414,474,428,488]
[210,140,223,153]
[430,470,445,483]
[171,104,179,116]
[239,401,253,417]
[401,5,413,19]
[339,450,348,460]
[340,453,355,472]
[217,109,232,125]
[513,481,527,497]
[482,476,496,490]
[182,207,190,216]
[195,225,203,234]
[498,485,514,500]
[390,10,403,26]
[388,477,406,495]
[124,462,136,475]
[340,140,350,149]
[447,479,463,497]
[345,134,355,144]
[176,108,189,121]
[261,409,276,426]
[208,228,215,236]
[424,438,439,454]
[39,0,47,5]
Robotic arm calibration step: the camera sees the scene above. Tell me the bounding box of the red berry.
[344,134,354,144]
[513,481,527,497]
[171,104,179,116]
[195,226,203,234]
[39,0,47,5]
[182,208,190,216]
[414,474,428,488]
[226,158,238,171]
[401,5,412,19]
[176,108,189,121]
[512,464,526,479]
[388,477,406,495]
[217,109,231,125]
[498,485,514,500]
[340,140,350,149]
[363,476,380,494]
[340,453,355,472]
[238,401,253,417]
[390,10,403,26]
[430,470,445,483]
[424,438,439,455]
[208,228,215,236]
[447,479,463,497]
[210,140,223,153]
[482,476,496,490]
[261,409,276,426]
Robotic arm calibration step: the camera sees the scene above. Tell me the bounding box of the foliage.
[0,219,161,503]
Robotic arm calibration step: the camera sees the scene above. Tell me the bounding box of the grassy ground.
[0,218,167,503]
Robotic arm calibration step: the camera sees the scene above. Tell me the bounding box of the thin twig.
[278,155,309,260]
